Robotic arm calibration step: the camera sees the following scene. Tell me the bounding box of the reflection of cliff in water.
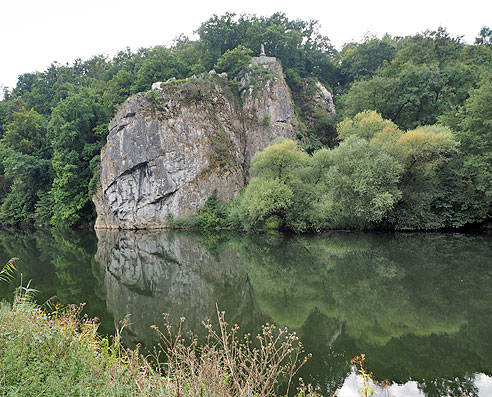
[94,229,492,396]
[95,230,265,348]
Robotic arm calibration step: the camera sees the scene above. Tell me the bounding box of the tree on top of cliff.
[196,13,338,89]
[214,45,253,79]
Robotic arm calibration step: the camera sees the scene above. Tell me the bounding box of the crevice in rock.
[149,189,177,205]
[120,161,149,178]
[105,161,152,193]
[137,189,178,208]
[117,123,129,132]
[137,164,151,199]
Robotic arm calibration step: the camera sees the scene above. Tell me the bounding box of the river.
[1,227,491,396]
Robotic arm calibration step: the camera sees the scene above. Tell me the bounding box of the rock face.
[241,58,295,167]
[314,81,336,115]
[94,57,295,229]
[291,78,338,148]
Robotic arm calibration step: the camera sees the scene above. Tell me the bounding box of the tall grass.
[0,300,156,396]
[151,309,315,396]
[0,289,318,396]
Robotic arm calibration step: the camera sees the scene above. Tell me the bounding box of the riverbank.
[0,299,156,396]
[0,296,316,396]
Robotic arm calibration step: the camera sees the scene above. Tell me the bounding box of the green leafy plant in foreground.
[0,300,159,396]
[0,257,18,283]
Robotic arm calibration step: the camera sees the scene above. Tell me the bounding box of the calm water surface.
[1,227,491,396]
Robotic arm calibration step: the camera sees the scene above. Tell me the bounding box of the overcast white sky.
[1,0,491,90]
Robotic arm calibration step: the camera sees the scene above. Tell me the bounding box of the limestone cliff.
[93,56,296,229]
[93,55,336,229]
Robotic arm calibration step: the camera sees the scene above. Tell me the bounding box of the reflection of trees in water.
[298,310,349,396]
[0,228,56,299]
[232,232,492,394]
[0,227,114,335]
[418,376,478,397]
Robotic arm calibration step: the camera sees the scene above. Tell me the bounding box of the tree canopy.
[0,15,491,230]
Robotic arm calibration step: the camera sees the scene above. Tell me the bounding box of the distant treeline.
[0,13,491,229]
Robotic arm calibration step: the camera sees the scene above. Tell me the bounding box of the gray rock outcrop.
[94,57,295,229]
[314,81,336,115]
[240,59,295,167]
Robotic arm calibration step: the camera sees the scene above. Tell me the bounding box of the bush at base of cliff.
[233,111,474,232]
[195,191,234,230]
[168,191,238,231]
[234,139,316,232]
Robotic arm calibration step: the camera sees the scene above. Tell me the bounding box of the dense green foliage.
[214,45,253,78]
[232,111,469,231]
[338,28,492,129]
[1,14,491,229]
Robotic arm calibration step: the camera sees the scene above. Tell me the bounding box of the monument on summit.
[253,44,276,65]
[260,43,266,56]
